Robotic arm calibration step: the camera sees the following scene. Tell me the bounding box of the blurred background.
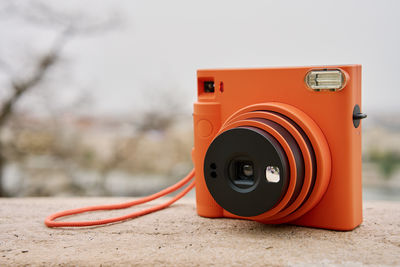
[0,0,399,200]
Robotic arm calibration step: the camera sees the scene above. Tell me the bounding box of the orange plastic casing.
[192,65,363,231]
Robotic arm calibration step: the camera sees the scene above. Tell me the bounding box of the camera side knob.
[352,104,367,128]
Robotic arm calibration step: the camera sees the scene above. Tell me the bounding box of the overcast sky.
[1,0,399,116]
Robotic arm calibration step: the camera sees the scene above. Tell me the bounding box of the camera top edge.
[197,64,361,73]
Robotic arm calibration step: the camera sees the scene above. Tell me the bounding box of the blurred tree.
[368,149,400,180]
[0,1,119,196]
[94,87,189,195]
[134,88,184,134]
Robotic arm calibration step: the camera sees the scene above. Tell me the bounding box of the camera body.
[192,65,363,230]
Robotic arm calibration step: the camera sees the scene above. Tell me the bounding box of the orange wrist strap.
[44,169,195,227]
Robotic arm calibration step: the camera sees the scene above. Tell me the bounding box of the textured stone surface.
[0,198,399,266]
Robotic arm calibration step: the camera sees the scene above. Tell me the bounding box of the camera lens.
[204,126,291,216]
[202,105,324,222]
[229,160,255,188]
[204,115,309,217]
[242,163,254,177]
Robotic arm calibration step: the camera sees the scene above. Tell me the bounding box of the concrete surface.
[0,198,399,267]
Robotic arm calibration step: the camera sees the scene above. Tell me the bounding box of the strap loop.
[45,169,195,227]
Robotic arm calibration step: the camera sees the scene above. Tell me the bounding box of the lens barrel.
[204,108,317,218]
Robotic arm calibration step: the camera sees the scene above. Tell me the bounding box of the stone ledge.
[0,198,399,266]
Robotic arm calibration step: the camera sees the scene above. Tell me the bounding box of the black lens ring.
[204,127,289,216]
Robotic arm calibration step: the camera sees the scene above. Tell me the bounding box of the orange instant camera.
[192,65,365,231]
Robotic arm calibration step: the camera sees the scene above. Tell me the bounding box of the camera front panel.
[193,65,363,230]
